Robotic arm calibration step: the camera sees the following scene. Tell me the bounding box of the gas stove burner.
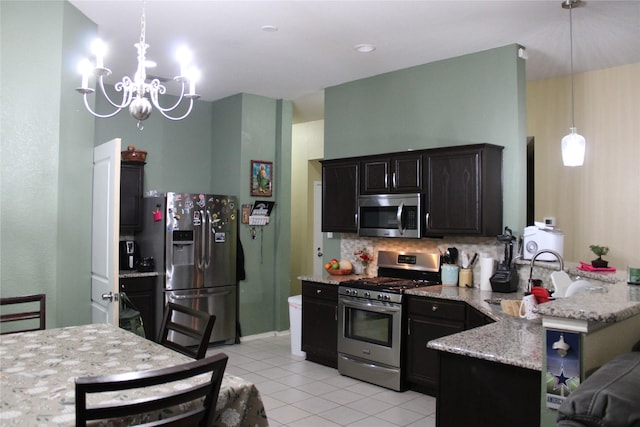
[340,277,439,293]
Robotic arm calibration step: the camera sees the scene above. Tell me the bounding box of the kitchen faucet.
[528,249,564,292]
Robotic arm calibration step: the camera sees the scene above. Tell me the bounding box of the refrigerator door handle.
[170,290,233,300]
[204,210,212,269]
[197,209,206,270]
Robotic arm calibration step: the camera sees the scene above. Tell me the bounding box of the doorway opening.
[526,136,535,226]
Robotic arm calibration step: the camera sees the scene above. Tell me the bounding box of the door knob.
[101,292,117,302]
[317,248,323,257]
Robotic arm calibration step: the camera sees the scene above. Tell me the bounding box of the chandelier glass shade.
[560,0,585,167]
[76,1,199,130]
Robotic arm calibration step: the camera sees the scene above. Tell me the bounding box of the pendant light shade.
[561,127,586,166]
[561,0,585,167]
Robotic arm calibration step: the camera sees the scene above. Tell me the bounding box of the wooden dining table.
[0,323,268,426]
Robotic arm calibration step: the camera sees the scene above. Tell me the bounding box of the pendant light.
[560,0,586,167]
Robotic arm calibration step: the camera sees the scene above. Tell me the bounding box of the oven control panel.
[339,287,403,304]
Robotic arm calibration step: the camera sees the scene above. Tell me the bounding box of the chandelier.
[560,0,586,166]
[76,1,200,130]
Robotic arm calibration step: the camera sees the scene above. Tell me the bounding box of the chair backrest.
[75,352,228,427]
[158,302,216,359]
[0,294,46,334]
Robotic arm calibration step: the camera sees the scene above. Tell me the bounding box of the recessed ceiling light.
[354,44,376,53]
[261,25,279,32]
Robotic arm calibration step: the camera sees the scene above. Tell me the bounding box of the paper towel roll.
[480,257,495,291]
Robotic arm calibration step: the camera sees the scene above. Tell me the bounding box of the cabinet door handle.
[335,306,338,321]
[392,172,397,189]
[425,212,430,229]
[384,173,388,189]
[408,317,411,335]
[317,289,322,294]
[431,304,438,312]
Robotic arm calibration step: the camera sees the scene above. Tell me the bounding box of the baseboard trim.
[239,330,291,342]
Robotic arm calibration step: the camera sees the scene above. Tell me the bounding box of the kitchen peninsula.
[300,266,640,427]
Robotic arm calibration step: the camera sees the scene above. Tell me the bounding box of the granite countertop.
[298,273,640,372]
[404,285,526,322]
[535,280,640,322]
[298,274,361,285]
[119,270,159,278]
[427,317,543,372]
[406,285,543,370]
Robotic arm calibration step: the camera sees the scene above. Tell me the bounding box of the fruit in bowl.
[325,259,353,275]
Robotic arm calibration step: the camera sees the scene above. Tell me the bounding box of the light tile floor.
[209,334,436,427]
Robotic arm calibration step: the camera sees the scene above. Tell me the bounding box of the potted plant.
[589,245,609,268]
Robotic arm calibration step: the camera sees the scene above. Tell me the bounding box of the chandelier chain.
[140,0,146,47]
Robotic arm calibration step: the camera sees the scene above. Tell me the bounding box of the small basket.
[325,268,353,275]
[121,144,147,163]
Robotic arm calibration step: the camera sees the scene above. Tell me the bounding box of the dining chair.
[158,302,216,359]
[0,294,46,334]
[75,352,228,427]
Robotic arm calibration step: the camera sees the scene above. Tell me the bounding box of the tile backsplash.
[341,234,502,278]
[339,235,581,292]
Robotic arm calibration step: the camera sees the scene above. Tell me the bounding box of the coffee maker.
[119,240,139,270]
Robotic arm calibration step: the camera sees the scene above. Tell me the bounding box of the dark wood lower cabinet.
[405,296,466,395]
[437,352,541,427]
[119,276,157,340]
[301,281,338,368]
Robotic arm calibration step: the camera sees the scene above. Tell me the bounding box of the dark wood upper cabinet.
[361,152,422,194]
[321,159,359,233]
[424,144,503,236]
[321,144,503,235]
[120,162,144,232]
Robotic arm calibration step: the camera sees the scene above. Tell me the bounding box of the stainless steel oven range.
[337,250,440,391]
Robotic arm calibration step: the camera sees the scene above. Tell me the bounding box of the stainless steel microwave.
[357,193,421,238]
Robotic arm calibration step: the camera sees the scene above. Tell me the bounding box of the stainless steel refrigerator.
[138,192,237,345]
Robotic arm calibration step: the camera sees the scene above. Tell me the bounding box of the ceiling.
[69,1,640,123]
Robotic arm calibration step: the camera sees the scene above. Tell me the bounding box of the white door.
[313,181,323,276]
[91,139,121,325]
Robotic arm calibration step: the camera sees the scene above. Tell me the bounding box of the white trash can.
[287,295,306,357]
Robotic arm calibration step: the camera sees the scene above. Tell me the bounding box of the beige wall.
[291,120,324,294]
[527,63,640,269]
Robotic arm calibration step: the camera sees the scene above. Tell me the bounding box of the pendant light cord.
[569,5,576,128]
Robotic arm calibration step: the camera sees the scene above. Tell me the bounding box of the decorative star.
[554,364,571,393]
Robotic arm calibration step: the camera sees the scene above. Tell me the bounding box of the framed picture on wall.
[251,160,273,197]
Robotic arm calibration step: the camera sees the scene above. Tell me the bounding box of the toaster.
[522,225,564,261]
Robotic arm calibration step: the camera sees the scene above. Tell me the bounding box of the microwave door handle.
[396,202,405,235]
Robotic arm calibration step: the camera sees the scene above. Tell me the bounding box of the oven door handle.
[339,354,400,373]
[340,299,401,315]
[396,202,405,236]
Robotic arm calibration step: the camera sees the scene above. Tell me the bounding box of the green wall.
[1,1,291,336]
[1,1,96,328]
[94,89,214,194]
[324,44,527,234]
[211,94,293,335]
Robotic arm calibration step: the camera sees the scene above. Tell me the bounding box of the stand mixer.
[490,226,520,293]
